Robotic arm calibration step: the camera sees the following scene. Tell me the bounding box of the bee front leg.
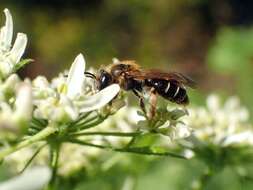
[149,88,157,119]
[132,90,147,115]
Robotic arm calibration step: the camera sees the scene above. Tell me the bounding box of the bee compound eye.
[98,71,113,90]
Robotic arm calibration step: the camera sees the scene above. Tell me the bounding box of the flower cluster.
[0,9,192,188]
[0,75,32,138]
[138,106,192,141]
[0,8,32,141]
[182,94,253,190]
[185,94,253,147]
[0,8,119,168]
[0,9,28,79]
[32,54,120,124]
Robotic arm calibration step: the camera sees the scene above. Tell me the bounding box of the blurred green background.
[1,0,253,189]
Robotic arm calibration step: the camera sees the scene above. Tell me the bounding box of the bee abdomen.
[173,86,189,104]
[145,79,189,105]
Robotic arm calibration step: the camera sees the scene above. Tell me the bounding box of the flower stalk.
[71,131,140,137]
[49,143,61,188]
[0,125,57,161]
[67,138,186,159]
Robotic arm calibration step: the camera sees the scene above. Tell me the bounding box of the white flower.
[206,94,220,112]
[0,9,27,79]
[156,120,192,141]
[183,149,195,159]
[140,107,192,141]
[5,107,143,176]
[14,83,33,123]
[0,78,32,132]
[0,166,51,190]
[66,54,85,99]
[222,131,253,146]
[173,123,192,140]
[33,53,120,123]
[112,57,120,64]
[185,94,253,147]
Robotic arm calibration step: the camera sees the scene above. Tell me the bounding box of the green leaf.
[137,110,145,117]
[14,59,33,72]
[150,146,168,153]
[124,147,185,159]
[129,133,161,148]
[68,138,186,159]
[169,108,188,120]
[207,27,253,74]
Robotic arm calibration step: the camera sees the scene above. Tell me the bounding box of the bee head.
[84,70,113,90]
[97,69,113,90]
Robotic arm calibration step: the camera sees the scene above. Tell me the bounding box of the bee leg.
[132,90,147,115]
[148,88,157,119]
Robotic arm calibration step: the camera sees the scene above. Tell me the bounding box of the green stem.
[49,143,60,188]
[72,114,109,131]
[69,112,92,128]
[0,126,57,161]
[74,115,99,128]
[75,112,93,123]
[71,131,140,137]
[20,143,47,173]
[68,138,186,159]
[75,117,107,130]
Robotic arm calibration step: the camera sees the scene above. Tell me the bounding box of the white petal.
[206,94,220,112]
[32,76,49,88]
[0,166,51,190]
[66,54,85,99]
[79,84,120,112]
[224,96,240,111]
[9,33,27,64]
[174,123,192,139]
[14,82,33,121]
[127,108,145,123]
[0,102,12,116]
[4,74,20,89]
[112,57,120,64]
[222,131,253,146]
[59,95,79,121]
[183,149,195,159]
[0,9,13,49]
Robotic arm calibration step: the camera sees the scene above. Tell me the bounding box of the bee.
[85,60,195,118]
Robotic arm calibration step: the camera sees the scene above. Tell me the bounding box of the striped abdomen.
[145,79,189,104]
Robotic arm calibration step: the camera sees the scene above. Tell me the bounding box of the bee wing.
[166,72,196,88]
[130,69,196,88]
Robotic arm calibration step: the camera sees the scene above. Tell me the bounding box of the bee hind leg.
[132,90,147,115]
[149,88,157,119]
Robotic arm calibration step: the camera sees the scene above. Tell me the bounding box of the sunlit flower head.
[185,94,253,147]
[0,9,27,79]
[33,53,120,123]
[138,107,192,142]
[0,75,32,136]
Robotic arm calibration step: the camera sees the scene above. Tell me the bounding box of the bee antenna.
[84,71,96,79]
